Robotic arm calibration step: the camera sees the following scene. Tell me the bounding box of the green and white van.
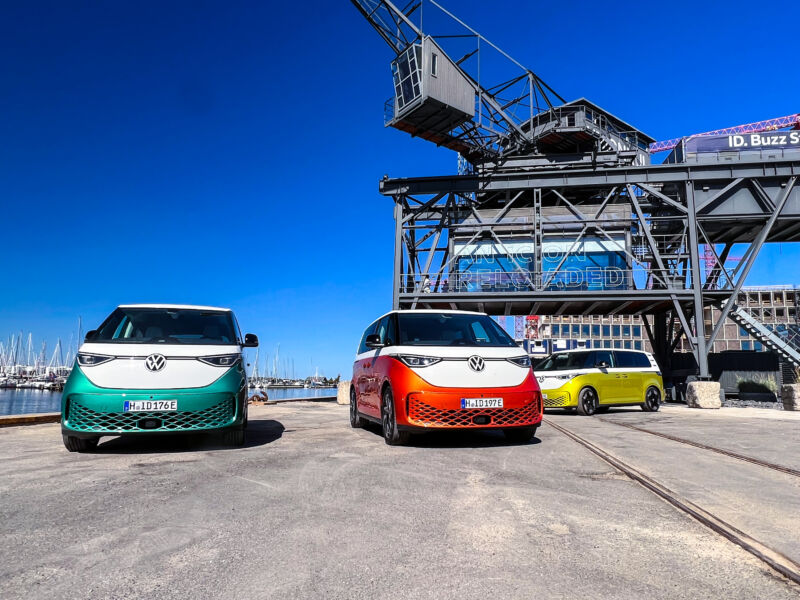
[61,304,258,452]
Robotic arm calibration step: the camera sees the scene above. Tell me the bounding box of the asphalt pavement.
[1,402,798,599]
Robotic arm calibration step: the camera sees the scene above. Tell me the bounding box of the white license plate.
[124,400,177,412]
[461,397,503,409]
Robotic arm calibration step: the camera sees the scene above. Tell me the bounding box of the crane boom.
[649,113,800,153]
[350,0,565,162]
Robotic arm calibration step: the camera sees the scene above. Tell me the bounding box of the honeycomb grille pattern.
[408,395,541,428]
[543,392,571,408]
[67,398,235,432]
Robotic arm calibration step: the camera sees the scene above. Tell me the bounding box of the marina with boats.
[0,330,338,415]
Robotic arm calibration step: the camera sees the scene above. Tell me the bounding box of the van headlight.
[506,355,531,368]
[397,355,442,368]
[552,373,576,381]
[77,353,114,367]
[198,354,241,367]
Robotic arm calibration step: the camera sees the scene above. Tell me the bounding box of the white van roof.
[118,304,232,311]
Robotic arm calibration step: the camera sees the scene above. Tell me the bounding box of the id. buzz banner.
[686,131,800,153]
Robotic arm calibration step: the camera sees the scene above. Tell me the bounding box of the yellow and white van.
[534,349,663,415]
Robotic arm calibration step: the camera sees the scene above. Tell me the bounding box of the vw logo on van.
[467,355,485,372]
[144,354,167,372]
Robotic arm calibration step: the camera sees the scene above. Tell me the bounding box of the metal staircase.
[725,304,800,367]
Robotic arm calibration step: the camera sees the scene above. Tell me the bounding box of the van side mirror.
[243,333,259,348]
[596,361,609,369]
[84,330,97,342]
[365,334,383,348]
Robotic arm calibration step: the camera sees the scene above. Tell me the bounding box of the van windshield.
[397,313,517,347]
[535,352,591,371]
[90,308,238,345]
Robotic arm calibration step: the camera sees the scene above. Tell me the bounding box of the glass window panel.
[612,325,621,337]
[602,325,610,337]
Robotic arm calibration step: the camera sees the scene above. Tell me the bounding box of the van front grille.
[543,392,571,408]
[408,395,541,428]
[66,398,235,432]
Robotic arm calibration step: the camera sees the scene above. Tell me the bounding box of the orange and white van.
[350,310,542,445]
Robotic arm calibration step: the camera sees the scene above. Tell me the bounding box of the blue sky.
[2,0,798,377]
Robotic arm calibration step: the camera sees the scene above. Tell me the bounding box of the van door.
[355,320,379,416]
[589,349,618,404]
[613,351,642,402]
[363,315,393,416]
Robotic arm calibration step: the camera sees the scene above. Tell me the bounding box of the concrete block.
[686,381,721,409]
[781,384,800,411]
[337,381,351,405]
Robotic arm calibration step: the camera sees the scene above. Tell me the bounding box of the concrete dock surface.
[1,402,798,599]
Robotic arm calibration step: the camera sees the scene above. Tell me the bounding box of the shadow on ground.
[362,421,542,449]
[93,419,285,454]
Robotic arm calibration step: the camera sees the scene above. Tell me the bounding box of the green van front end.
[61,363,248,451]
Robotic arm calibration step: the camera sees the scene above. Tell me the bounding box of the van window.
[535,351,591,371]
[357,321,379,354]
[615,351,650,368]
[590,350,614,368]
[93,307,237,345]
[376,314,397,346]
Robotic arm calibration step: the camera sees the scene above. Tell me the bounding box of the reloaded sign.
[687,131,800,153]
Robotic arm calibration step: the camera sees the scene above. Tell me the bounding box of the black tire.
[350,387,366,429]
[224,426,246,446]
[596,406,610,413]
[642,386,661,412]
[62,435,99,453]
[503,426,537,443]
[576,387,598,416]
[381,386,409,446]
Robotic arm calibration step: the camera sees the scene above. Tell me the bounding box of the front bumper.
[396,370,542,430]
[61,365,246,437]
[540,388,575,408]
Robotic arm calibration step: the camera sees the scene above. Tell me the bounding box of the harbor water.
[0,387,338,416]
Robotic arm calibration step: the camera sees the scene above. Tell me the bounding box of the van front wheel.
[223,426,246,446]
[576,388,598,416]
[63,435,99,453]
[381,387,409,446]
[642,387,661,412]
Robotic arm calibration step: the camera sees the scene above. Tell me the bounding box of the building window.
[582,325,590,338]
[602,325,610,337]
[742,341,752,350]
[552,324,559,337]
[592,325,600,337]
[755,341,763,351]
[612,325,621,337]
[613,340,622,348]
[633,325,641,337]
[622,325,630,337]
[634,340,642,350]
[603,340,611,348]
[572,325,580,337]
[624,340,632,349]
[431,53,438,77]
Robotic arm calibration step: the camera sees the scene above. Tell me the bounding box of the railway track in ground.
[543,417,800,587]
[595,417,800,478]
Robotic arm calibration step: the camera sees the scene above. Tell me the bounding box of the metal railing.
[727,305,800,366]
